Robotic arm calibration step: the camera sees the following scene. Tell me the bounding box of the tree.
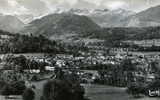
[54,67,64,80]
[147,80,160,90]
[22,88,35,100]
[126,82,146,98]
[1,84,14,98]
[150,61,160,74]
[120,59,136,84]
[41,79,71,100]
[41,78,85,100]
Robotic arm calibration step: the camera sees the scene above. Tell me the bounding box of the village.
[0,45,160,99]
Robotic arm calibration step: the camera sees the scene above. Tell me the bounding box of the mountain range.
[67,6,160,27]
[1,5,160,39]
[67,8,134,27]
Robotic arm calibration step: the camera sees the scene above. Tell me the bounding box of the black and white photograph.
[1,0,160,100]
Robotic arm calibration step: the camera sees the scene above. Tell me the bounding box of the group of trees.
[92,59,137,87]
[126,80,160,98]
[0,81,26,96]
[41,79,85,100]
[126,82,147,98]
[41,68,86,100]
[0,80,35,100]
[3,55,47,72]
[0,34,63,53]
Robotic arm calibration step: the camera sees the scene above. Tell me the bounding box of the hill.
[21,13,100,38]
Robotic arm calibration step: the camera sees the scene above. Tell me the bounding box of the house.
[45,66,55,71]
[146,74,156,82]
[24,69,40,73]
[56,60,66,67]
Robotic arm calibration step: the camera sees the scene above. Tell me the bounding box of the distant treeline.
[133,45,160,52]
[118,42,160,52]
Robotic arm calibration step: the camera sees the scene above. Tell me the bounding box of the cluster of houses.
[3,50,156,86]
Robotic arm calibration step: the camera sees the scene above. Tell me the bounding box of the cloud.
[0,0,28,15]
[0,0,160,16]
[103,1,129,10]
[0,0,9,8]
[82,0,103,6]
[0,0,11,13]
[16,0,48,16]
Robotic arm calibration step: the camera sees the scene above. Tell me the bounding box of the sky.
[0,0,160,16]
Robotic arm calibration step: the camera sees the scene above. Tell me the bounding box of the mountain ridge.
[21,13,101,38]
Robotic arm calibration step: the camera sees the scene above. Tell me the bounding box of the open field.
[84,84,160,100]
